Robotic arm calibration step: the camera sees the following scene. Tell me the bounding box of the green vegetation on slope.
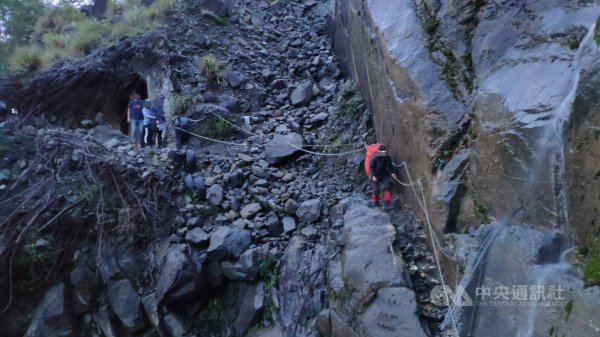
[583,238,600,286]
[2,0,174,75]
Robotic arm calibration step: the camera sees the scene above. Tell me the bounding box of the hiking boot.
[383,202,392,211]
[370,201,380,208]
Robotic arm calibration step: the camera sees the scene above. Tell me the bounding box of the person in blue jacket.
[142,100,156,147]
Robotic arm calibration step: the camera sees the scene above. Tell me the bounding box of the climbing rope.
[174,113,364,157]
[174,126,250,147]
[388,160,459,337]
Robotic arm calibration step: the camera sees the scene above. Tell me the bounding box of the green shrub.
[107,0,130,17]
[36,5,86,34]
[42,33,69,49]
[583,238,600,286]
[170,92,196,114]
[146,0,175,20]
[201,54,219,82]
[22,235,58,265]
[9,46,49,73]
[111,6,157,37]
[344,96,363,115]
[423,20,439,35]
[215,118,230,136]
[70,19,110,54]
[564,300,574,321]
[595,33,600,45]
[567,38,579,50]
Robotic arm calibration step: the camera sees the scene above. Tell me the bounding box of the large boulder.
[264,133,304,165]
[93,125,126,146]
[200,0,232,16]
[70,264,100,314]
[141,293,168,336]
[220,245,268,281]
[207,227,252,261]
[107,279,147,332]
[185,227,209,245]
[290,82,313,107]
[24,284,73,337]
[295,199,322,223]
[233,282,265,334]
[206,184,224,206]
[240,203,262,219]
[155,245,201,303]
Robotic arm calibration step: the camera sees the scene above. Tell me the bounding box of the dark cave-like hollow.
[86,72,148,134]
[37,71,149,134]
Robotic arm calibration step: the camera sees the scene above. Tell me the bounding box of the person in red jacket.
[369,145,397,209]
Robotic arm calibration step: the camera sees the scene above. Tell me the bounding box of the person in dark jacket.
[127,92,144,148]
[152,96,166,148]
[369,145,397,209]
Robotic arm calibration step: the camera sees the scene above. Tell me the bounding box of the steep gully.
[328,0,600,336]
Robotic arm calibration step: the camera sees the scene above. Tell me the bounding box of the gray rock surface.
[24,284,72,337]
[240,203,261,219]
[295,199,321,223]
[451,224,600,337]
[264,133,303,164]
[107,279,147,332]
[206,184,224,206]
[207,227,252,260]
[70,264,100,314]
[200,0,232,16]
[185,227,209,245]
[359,288,427,337]
[233,282,265,334]
[279,236,328,335]
[282,216,296,234]
[220,245,267,281]
[155,245,199,303]
[290,82,313,107]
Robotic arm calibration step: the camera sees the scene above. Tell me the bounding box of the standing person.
[152,96,166,148]
[142,100,156,147]
[127,93,144,148]
[369,145,397,210]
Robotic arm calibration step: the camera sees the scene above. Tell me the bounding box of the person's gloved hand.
[371,176,377,182]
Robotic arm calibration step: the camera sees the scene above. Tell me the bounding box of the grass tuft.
[583,238,600,286]
[201,54,220,82]
[9,46,49,73]
[69,20,110,54]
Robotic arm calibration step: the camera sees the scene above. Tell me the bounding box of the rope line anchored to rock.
[390,160,459,337]
[174,114,364,157]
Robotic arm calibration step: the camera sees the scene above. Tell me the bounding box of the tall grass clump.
[69,19,110,54]
[201,54,219,82]
[111,5,158,37]
[36,5,86,34]
[9,46,50,72]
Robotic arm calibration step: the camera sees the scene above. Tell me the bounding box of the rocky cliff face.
[329,1,600,336]
[328,0,600,241]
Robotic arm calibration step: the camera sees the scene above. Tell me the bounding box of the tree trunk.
[93,0,107,17]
